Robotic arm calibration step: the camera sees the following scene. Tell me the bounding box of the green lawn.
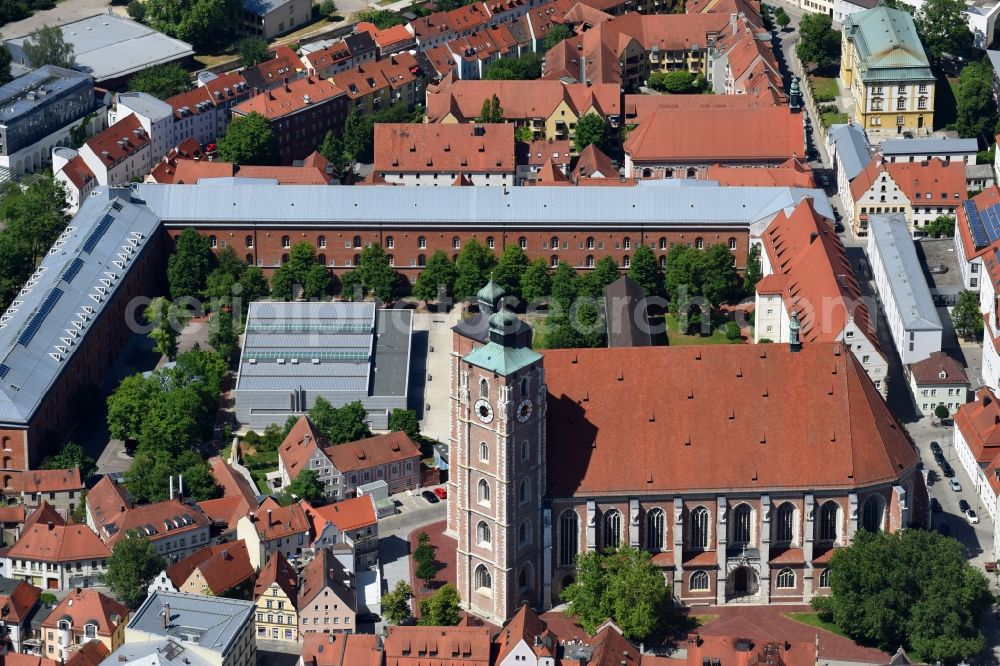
[663,313,734,346]
[821,111,849,128]
[784,612,850,639]
[809,75,839,102]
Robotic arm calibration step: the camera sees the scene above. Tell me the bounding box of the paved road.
[0,0,115,39]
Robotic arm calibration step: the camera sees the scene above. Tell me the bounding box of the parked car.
[930,497,942,513]
[941,462,955,477]
[433,487,447,500]
[966,509,980,524]
[421,490,439,504]
[950,478,962,492]
[930,441,942,456]
[959,499,971,513]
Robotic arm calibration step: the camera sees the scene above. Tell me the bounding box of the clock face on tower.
[516,398,533,422]
[475,399,494,423]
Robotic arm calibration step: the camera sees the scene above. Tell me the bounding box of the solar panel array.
[964,199,1000,248]
[17,288,64,347]
[0,364,10,379]
[60,257,84,284]
[245,322,372,334]
[249,350,369,361]
[82,214,114,254]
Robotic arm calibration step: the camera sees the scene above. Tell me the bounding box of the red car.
[433,487,447,500]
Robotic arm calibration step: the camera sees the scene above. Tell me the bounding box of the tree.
[102,537,167,608]
[628,245,664,297]
[476,94,504,123]
[454,239,496,301]
[168,228,214,301]
[952,289,984,340]
[418,584,461,626]
[550,261,579,310]
[320,0,338,16]
[107,374,162,442]
[353,8,407,29]
[270,265,296,301]
[125,448,220,503]
[1,175,70,265]
[382,581,414,624]
[284,469,326,504]
[127,0,146,21]
[40,442,96,481]
[22,25,75,68]
[218,112,278,165]
[413,251,457,301]
[590,256,620,296]
[955,60,997,142]
[815,529,992,663]
[415,557,437,589]
[318,130,349,178]
[129,64,190,100]
[796,14,841,69]
[562,547,671,641]
[208,308,238,362]
[493,245,530,300]
[573,113,609,153]
[647,70,700,93]
[544,24,572,50]
[934,404,950,419]
[239,266,269,305]
[915,0,973,61]
[521,258,551,303]
[356,243,399,302]
[309,398,373,444]
[342,111,374,163]
[0,45,12,85]
[924,215,956,238]
[744,245,762,295]
[143,0,242,51]
[724,321,742,342]
[146,297,185,361]
[485,52,542,80]
[699,244,740,306]
[774,7,790,28]
[389,408,420,439]
[238,36,269,67]
[515,125,534,143]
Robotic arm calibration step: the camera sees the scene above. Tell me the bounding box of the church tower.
[450,303,547,623]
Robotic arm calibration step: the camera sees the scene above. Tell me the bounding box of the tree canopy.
[492,245,530,300]
[129,64,190,100]
[923,215,955,238]
[628,245,664,297]
[418,584,462,626]
[218,112,279,165]
[664,243,740,311]
[389,408,420,439]
[573,113,610,153]
[454,239,497,301]
[0,46,12,85]
[413,251,457,301]
[23,25,75,68]
[40,442,96,482]
[955,59,997,143]
[544,24,572,50]
[521,258,552,303]
[795,14,841,69]
[145,297,186,361]
[952,289,984,340]
[309,398,373,444]
[354,8,408,28]
[102,537,167,608]
[485,52,542,80]
[648,70,703,93]
[382,581,414,625]
[239,36,269,67]
[168,227,214,301]
[282,468,326,504]
[270,243,333,301]
[144,0,242,51]
[562,547,671,641]
[915,0,973,61]
[477,94,504,123]
[814,529,992,663]
[355,243,400,302]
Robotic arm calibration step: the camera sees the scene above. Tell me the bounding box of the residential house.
[408,1,532,50]
[867,214,943,365]
[236,497,312,569]
[231,76,348,164]
[848,155,966,237]
[881,137,979,164]
[328,53,426,117]
[2,469,83,519]
[439,24,521,81]
[242,0,313,39]
[277,417,336,500]
[827,122,872,217]
[63,641,109,666]
[242,47,305,93]
[0,577,42,653]
[754,199,889,396]
[52,149,97,214]
[383,625,492,665]
[297,549,356,635]
[908,351,970,418]
[147,154,334,185]
[325,433,422,499]
[493,605,558,666]
[301,33,378,79]
[354,23,414,57]
[425,76,622,142]
[713,18,784,98]
[0,507,25,549]
[75,115,152,186]
[123,591,256,666]
[623,106,805,179]
[2,504,110,590]
[840,7,935,137]
[373,123,515,186]
[209,457,259,508]
[153,542,255,597]
[956,186,1000,292]
[954,388,1000,538]
[305,495,378,569]
[40,588,127,662]
[165,73,251,147]
[253,552,299,642]
[515,139,571,182]
[299,632,380,666]
[107,92,175,172]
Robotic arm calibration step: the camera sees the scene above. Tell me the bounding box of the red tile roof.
[375,123,515,174]
[410,2,493,40]
[0,580,40,623]
[517,139,572,168]
[64,641,110,666]
[324,431,421,474]
[542,342,918,496]
[13,469,83,495]
[4,655,60,666]
[302,631,381,666]
[624,106,803,163]
[305,495,376,533]
[234,76,345,121]
[84,115,149,167]
[329,53,422,101]
[166,541,254,594]
[196,495,250,531]
[909,351,969,386]
[209,457,258,505]
[278,416,324,480]
[251,496,311,541]
[573,143,617,180]
[253,551,298,606]
[0,506,26,523]
[495,605,558,663]
[41,588,128,637]
[957,186,1000,259]
[9,508,110,563]
[955,387,1000,465]
[623,92,779,126]
[60,156,95,191]
[707,157,814,188]
[100,499,210,547]
[165,73,249,120]
[384,625,492,666]
[298,548,354,608]
[426,76,621,123]
[86,476,132,531]
[850,156,966,206]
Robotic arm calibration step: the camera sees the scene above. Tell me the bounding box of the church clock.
[474,399,494,423]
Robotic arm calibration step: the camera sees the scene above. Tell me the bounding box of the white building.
[867,213,943,364]
[827,122,871,225]
[977,243,1000,391]
[907,351,970,417]
[880,137,979,164]
[108,92,175,169]
[52,147,97,214]
[76,114,152,186]
[242,0,314,39]
[953,388,1000,559]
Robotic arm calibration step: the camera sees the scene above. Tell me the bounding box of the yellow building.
[840,7,935,136]
[253,552,300,642]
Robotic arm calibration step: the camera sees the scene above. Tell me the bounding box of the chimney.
[163,603,170,630]
[579,56,587,86]
[178,474,183,498]
[169,476,174,501]
[47,521,54,531]
[789,310,801,353]
[267,509,273,525]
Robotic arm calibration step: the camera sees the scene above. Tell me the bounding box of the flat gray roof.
[5,14,193,82]
[101,639,215,666]
[869,214,943,331]
[128,591,254,657]
[132,182,831,229]
[829,123,871,182]
[244,0,292,16]
[0,188,160,425]
[881,137,979,155]
[114,92,174,122]
[0,65,92,124]
[372,309,412,398]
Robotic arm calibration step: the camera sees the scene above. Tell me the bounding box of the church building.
[448,281,927,624]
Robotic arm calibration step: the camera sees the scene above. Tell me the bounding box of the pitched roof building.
[383,625,492,666]
[907,351,969,418]
[161,542,254,596]
[236,497,312,569]
[253,551,299,642]
[300,632,380,666]
[40,588,129,662]
[297,549,356,634]
[4,504,111,589]
[706,158,815,188]
[373,123,516,187]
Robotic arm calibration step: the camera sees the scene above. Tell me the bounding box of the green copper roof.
[464,341,541,376]
[846,7,933,83]
[477,279,505,305]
